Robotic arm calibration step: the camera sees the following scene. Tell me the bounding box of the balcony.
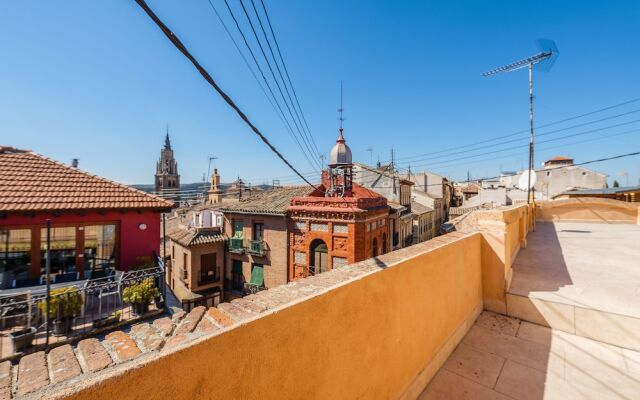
[247,240,266,256]
[10,199,640,400]
[228,237,244,254]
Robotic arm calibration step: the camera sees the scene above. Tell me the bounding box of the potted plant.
[39,287,84,336]
[9,326,37,353]
[92,310,122,329]
[123,278,159,316]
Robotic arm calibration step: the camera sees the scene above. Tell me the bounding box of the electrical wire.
[257,0,321,157]
[134,0,318,188]
[395,109,640,166]
[394,97,640,162]
[236,0,322,170]
[205,0,319,172]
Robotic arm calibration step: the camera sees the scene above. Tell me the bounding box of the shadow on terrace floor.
[419,311,640,399]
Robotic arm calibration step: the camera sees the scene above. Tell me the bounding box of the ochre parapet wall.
[33,232,482,400]
[453,204,534,314]
[536,197,640,224]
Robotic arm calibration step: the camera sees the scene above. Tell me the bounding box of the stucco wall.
[451,204,533,314]
[60,232,484,400]
[536,198,640,224]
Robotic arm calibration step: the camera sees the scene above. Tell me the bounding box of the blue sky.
[1,0,639,186]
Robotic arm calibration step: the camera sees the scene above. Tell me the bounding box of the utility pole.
[391,147,397,195]
[528,63,534,204]
[482,39,559,204]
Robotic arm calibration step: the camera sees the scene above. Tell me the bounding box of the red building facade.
[0,147,172,289]
[287,130,390,281]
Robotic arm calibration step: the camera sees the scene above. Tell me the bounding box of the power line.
[257,0,321,157]
[212,0,320,173]
[409,128,640,174]
[134,0,317,188]
[236,0,322,170]
[395,97,640,162]
[248,0,320,161]
[396,108,640,166]
[395,118,640,169]
[205,0,318,171]
[451,150,640,186]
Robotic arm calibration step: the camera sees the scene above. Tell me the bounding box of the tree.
[613,180,620,188]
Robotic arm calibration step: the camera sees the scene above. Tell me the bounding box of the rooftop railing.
[0,258,166,361]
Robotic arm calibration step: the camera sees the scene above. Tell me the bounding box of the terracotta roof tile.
[167,228,227,247]
[0,147,173,212]
[220,186,312,215]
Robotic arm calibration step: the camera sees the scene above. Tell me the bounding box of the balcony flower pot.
[9,327,37,353]
[52,317,75,337]
[123,278,159,316]
[132,301,150,316]
[38,287,83,337]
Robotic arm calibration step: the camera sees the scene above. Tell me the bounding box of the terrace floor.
[508,221,640,321]
[419,311,640,400]
[421,220,640,399]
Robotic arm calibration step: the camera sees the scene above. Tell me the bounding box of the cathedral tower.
[154,130,180,197]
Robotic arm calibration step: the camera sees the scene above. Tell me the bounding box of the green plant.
[39,287,84,320]
[123,278,159,305]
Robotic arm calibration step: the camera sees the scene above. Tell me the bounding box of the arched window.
[310,239,328,276]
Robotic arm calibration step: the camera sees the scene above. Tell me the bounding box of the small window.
[233,221,243,238]
[253,222,264,241]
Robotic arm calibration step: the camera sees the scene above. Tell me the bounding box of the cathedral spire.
[164,125,171,150]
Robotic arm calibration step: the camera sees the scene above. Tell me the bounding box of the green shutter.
[232,260,243,274]
[250,264,264,286]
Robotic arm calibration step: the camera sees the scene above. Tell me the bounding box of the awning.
[250,265,264,286]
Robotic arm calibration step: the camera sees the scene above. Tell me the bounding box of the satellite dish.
[517,169,537,190]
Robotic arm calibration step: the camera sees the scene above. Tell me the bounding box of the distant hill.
[131,182,273,194]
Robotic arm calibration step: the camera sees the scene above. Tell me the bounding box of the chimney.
[71,159,79,168]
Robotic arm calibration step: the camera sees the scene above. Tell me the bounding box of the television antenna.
[483,39,559,204]
[366,148,373,165]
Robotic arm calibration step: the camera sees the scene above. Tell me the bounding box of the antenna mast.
[482,39,559,204]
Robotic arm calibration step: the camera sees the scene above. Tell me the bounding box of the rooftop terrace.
[0,198,638,399]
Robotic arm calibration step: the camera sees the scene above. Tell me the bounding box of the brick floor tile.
[17,351,49,396]
[48,344,82,383]
[104,331,141,363]
[0,361,11,400]
[77,338,113,373]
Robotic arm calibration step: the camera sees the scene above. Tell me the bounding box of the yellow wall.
[537,197,639,224]
[64,233,484,400]
[455,205,533,314]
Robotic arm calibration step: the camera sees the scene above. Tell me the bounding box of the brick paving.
[76,338,112,373]
[47,345,81,384]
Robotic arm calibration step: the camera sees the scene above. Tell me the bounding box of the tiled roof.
[221,186,312,215]
[167,228,227,247]
[411,201,434,215]
[561,185,640,196]
[0,146,173,212]
[547,155,574,162]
